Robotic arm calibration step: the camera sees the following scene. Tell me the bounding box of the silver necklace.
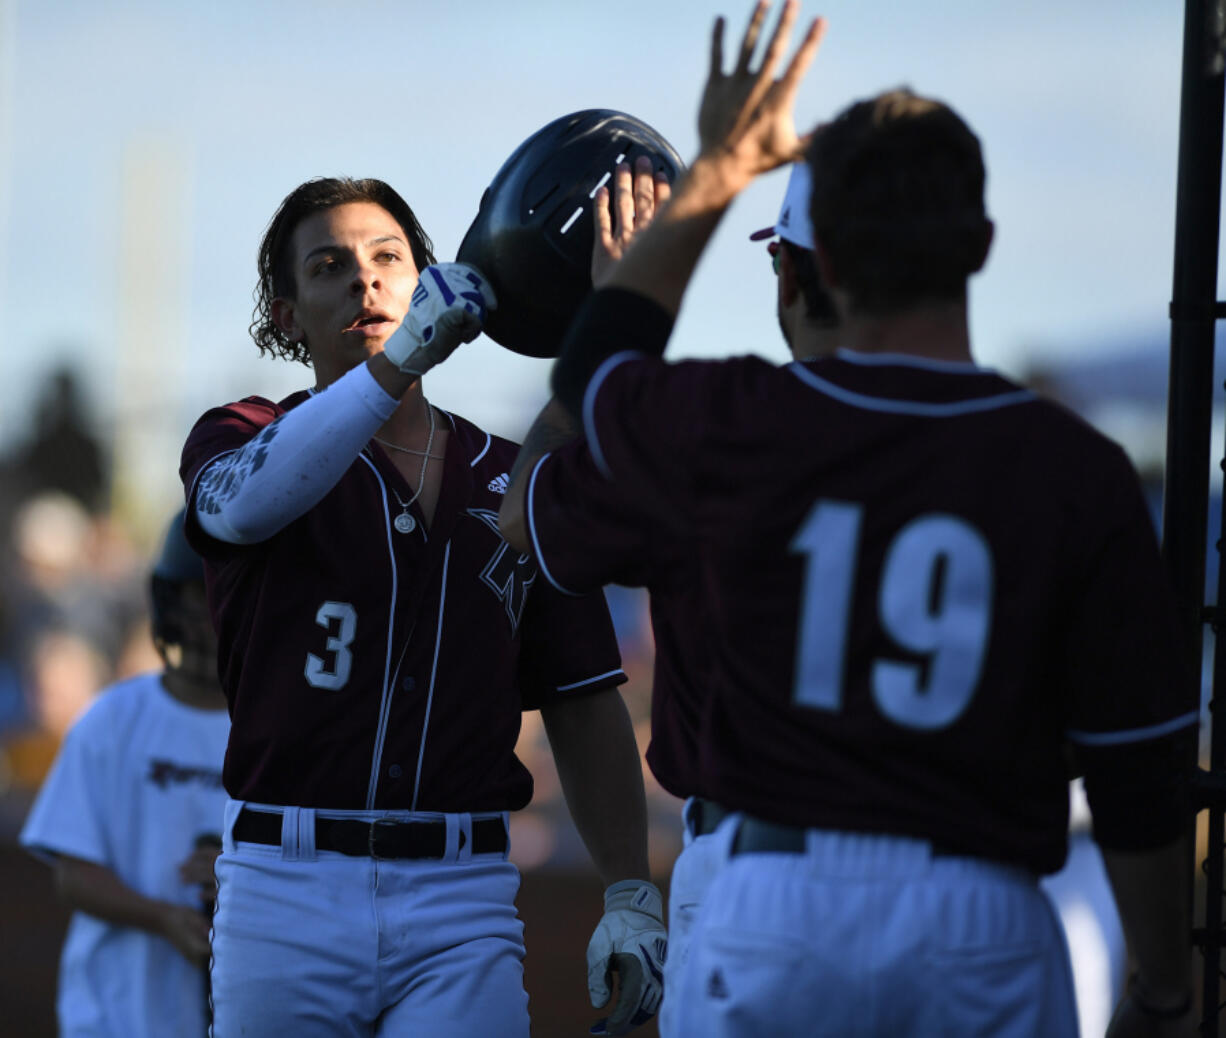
[388,401,437,535]
[372,436,445,460]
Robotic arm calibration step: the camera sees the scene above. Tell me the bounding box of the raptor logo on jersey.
[468,508,537,635]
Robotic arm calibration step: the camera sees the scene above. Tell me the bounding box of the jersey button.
[388,764,403,779]
[402,676,416,691]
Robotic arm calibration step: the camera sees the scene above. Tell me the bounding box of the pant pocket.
[679,925,831,1038]
[922,941,1077,1038]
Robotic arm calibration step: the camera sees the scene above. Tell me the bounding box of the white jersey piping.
[788,362,1036,417]
[470,430,492,467]
[411,541,451,813]
[1066,710,1199,747]
[362,454,402,810]
[527,452,582,597]
[583,350,647,479]
[832,348,991,374]
[557,669,626,692]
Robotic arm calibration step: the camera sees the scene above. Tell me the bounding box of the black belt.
[730,816,810,855]
[233,808,508,860]
[689,798,732,837]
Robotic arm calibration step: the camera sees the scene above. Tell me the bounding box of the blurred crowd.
[0,367,684,873]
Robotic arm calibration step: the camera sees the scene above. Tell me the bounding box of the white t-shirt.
[20,671,230,1038]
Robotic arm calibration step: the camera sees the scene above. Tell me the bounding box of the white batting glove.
[383,262,497,377]
[586,879,667,1036]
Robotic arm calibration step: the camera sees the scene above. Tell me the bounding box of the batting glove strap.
[586,880,667,1036]
[383,262,498,377]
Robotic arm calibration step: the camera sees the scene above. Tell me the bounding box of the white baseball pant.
[673,819,1078,1038]
[209,799,529,1038]
[658,798,733,1038]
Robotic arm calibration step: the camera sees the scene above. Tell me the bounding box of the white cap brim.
[747,163,815,250]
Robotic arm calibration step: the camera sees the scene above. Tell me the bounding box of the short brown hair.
[251,177,437,365]
[807,89,991,314]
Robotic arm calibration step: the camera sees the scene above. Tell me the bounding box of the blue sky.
[0,0,1198,512]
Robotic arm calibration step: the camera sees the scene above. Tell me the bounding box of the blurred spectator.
[18,510,229,1037]
[11,367,108,515]
[3,493,147,710]
[0,494,152,837]
[3,632,110,790]
[0,579,21,734]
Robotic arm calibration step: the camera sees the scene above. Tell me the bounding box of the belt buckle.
[368,818,400,860]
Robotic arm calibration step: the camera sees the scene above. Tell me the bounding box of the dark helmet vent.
[456,109,684,357]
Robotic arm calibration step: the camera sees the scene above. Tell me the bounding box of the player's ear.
[271,297,305,343]
[814,239,840,290]
[777,246,801,308]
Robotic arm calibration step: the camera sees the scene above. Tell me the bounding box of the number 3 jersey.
[524,292,1197,875]
[180,394,625,813]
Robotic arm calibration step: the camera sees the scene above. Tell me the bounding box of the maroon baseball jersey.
[181,391,625,812]
[528,293,1196,875]
[526,444,707,801]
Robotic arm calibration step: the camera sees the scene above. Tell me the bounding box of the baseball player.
[20,509,230,1038]
[762,158,1129,1038]
[501,4,1197,1036]
[180,177,665,1037]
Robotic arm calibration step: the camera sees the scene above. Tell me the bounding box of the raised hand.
[698,0,827,179]
[383,262,499,377]
[562,2,827,326]
[592,156,673,286]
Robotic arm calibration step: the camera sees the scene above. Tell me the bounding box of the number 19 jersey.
[528,339,1195,875]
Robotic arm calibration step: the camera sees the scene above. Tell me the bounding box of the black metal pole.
[1167,2,1226,1032]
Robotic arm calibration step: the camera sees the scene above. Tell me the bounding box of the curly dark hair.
[250,177,437,365]
[807,89,991,315]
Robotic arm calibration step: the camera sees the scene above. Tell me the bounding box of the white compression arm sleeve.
[193,363,399,545]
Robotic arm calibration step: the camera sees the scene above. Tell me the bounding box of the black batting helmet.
[456,109,684,357]
[150,508,205,648]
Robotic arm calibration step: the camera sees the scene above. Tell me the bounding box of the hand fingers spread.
[735,0,770,75]
[758,0,799,84]
[632,156,656,227]
[709,15,726,80]
[613,162,636,242]
[654,172,672,208]
[593,185,615,250]
[779,16,827,99]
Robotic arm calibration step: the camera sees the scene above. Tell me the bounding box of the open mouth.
[347,312,393,332]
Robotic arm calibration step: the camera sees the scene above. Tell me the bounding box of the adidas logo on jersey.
[488,473,510,495]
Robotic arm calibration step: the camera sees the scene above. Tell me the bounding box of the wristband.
[551,287,674,418]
